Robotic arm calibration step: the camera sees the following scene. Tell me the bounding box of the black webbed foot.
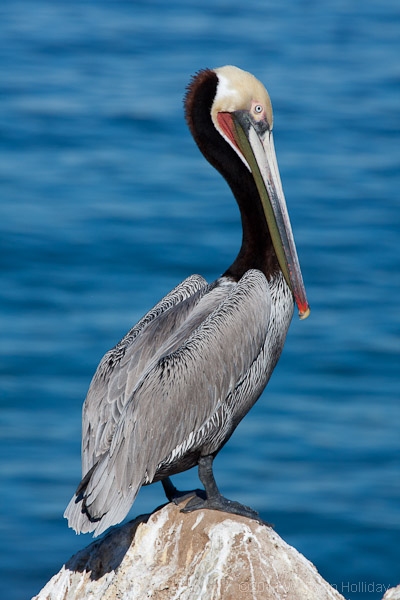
[181,493,262,523]
[176,455,271,526]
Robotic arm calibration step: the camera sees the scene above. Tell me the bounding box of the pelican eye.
[254,104,263,114]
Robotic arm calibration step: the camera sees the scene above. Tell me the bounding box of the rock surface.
[33,501,347,600]
[384,586,400,600]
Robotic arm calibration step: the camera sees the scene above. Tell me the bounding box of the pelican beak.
[217,111,310,320]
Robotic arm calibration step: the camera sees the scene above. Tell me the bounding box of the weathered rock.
[33,501,346,600]
[384,586,400,600]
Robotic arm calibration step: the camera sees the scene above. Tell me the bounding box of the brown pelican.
[65,65,309,537]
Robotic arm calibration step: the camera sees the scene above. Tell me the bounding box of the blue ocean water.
[0,1,399,598]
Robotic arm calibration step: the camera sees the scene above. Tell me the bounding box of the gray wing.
[70,269,271,536]
[81,274,208,475]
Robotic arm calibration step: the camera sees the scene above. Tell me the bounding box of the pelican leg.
[161,477,178,502]
[181,455,263,523]
[161,476,205,505]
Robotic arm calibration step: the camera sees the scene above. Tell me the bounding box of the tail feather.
[64,458,141,537]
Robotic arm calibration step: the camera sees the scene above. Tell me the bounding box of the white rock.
[383,585,400,600]
[33,501,347,600]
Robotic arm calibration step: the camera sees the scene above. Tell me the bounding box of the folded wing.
[65,270,271,536]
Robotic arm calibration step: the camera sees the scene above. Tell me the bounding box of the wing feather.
[79,270,271,536]
[81,274,208,474]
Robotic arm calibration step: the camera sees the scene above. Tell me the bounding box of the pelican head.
[186,65,309,320]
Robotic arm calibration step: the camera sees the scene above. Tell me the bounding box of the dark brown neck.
[185,69,279,282]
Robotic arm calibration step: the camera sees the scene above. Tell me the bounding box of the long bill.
[230,112,310,319]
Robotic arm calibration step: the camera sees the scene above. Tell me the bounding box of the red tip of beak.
[298,302,310,320]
